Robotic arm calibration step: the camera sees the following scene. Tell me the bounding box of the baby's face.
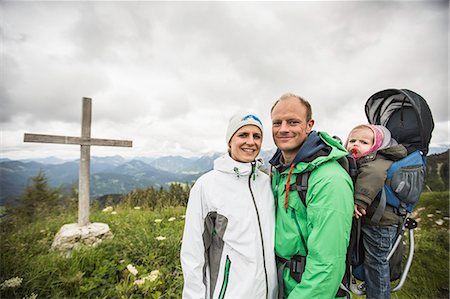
[346,127,374,157]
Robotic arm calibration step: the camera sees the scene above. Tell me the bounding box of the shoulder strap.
[289,171,311,207]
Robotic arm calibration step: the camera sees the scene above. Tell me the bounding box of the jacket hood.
[214,153,264,177]
[269,131,347,170]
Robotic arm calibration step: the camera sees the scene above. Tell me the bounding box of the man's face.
[271,97,314,159]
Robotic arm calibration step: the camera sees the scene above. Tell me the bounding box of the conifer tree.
[21,171,60,221]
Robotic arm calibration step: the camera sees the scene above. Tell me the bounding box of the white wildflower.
[134,207,141,210]
[133,270,161,285]
[111,211,117,215]
[427,214,434,218]
[102,206,113,212]
[155,236,167,241]
[444,217,449,221]
[436,210,442,214]
[416,207,425,212]
[181,215,186,219]
[148,270,160,282]
[154,219,163,223]
[435,219,444,226]
[1,277,23,289]
[127,264,138,276]
[168,217,176,222]
[133,279,145,285]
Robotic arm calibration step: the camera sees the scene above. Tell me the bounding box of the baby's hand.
[354,204,366,219]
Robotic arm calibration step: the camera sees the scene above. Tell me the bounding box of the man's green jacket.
[269,131,354,298]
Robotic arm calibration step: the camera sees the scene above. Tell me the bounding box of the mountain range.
[0,150,275,205]
[1,146,448,206]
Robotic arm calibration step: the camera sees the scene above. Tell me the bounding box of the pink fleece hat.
[366,124,384,153]
[346,124,393,158]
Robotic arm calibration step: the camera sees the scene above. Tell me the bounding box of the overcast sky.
[1,1,448,160]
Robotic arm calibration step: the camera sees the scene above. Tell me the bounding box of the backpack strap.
[370,187,387,223]
[289,171,310,207]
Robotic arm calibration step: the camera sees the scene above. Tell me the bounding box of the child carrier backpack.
[349,88,435,295]
[289,89,434,297]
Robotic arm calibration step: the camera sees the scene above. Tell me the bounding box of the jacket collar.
[214,153,263,177]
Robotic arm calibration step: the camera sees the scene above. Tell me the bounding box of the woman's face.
[229,125,262,163]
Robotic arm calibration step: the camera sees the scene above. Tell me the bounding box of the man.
[269,93,354,298]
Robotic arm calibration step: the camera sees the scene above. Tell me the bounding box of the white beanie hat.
[226,112,263,144]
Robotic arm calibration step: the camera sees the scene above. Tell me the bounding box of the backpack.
[292,89,434,296]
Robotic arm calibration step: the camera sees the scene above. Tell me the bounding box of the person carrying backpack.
[345,124,407,299]
[269,93,354,298]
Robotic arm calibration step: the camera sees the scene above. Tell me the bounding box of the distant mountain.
[0,156,203,205]
[1,147,447,206]
[428,144,450,155]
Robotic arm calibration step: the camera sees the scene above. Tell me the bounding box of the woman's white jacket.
[180,154,277,299]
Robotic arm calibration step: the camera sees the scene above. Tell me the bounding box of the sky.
[1,0,449,160]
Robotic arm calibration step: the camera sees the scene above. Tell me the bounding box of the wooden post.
[79,98,92,226]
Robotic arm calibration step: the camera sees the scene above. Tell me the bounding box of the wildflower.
[134,207,141,210]
[0,277,23,289]
[436,210,442,214]
[133,278,145,285]
[155,236,167,241]
[133,270,161,285]
[181,215,186,219]
[154,219,163,223]
[435,219,444,226]
[148,270,160,282]
[427,214,434,218]
[168,217,176,222]
[111,211,117,215]
[127,264,138,276]
[444,217,449,221]
[102,206,113,212]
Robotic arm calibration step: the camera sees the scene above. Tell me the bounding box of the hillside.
[0,192,448,298]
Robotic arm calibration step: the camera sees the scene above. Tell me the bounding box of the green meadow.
[1,176,448,298]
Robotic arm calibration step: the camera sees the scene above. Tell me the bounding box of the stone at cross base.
[51,223,113,253]
[24,97,132,253]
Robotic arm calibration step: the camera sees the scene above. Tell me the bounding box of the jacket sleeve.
[180,182,207,299]
[354,158,392,209]
[288,163,354,299]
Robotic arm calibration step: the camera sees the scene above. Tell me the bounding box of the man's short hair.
[271,93,312,121]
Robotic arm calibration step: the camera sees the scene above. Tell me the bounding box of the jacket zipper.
[218,255,231,299]
[248,161,269,299]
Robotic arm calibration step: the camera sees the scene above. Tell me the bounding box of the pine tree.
[21,171,60,221]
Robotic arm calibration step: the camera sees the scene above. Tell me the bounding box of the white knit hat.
[226,112,263,144]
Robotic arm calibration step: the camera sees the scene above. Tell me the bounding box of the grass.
[1,192,448,298]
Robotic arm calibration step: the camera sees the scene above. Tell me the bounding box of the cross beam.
[24,97,132,226]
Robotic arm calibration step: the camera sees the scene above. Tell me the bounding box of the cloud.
[1,1,448,159]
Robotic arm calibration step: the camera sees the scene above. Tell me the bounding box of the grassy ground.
[1,192,448,298]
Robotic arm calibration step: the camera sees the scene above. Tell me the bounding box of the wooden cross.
[24,97,132,226]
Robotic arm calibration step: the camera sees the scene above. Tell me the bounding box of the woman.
[180,112,277,299]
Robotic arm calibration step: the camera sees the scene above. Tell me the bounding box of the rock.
[51,223,113,252]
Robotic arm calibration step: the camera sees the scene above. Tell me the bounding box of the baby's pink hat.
[366,124,384,153]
